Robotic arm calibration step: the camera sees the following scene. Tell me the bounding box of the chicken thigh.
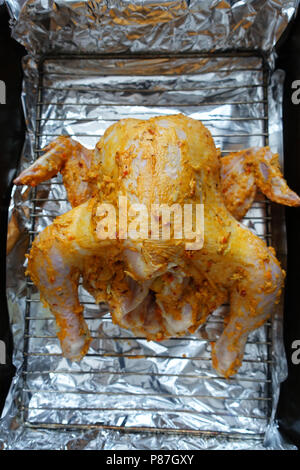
[14,114,300,377]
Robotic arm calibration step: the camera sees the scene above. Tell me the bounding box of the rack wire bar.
[20,52,277,440]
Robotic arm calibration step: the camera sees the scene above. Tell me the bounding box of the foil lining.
[6,0,298,60]
[1,0,299,450]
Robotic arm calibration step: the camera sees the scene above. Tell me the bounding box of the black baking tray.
[0,2,299,449]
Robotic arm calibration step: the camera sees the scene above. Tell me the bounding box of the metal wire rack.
[19,52,281,441]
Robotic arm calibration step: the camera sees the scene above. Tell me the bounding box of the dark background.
[0,3,299,449]
[0,3,25,414]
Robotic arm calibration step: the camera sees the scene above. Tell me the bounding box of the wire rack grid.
[19,52,282,442]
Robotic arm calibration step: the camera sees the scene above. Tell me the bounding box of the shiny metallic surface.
[1,0,298,450]
[6,0,298,60]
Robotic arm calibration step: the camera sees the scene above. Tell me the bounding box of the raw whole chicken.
[14,114,300,377]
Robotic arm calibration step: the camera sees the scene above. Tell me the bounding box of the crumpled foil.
[1,0,299,450]
[5,0,298,61]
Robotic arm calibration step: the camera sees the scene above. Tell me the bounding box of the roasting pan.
[7,51,286,445]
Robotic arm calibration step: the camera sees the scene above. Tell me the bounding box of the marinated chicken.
[14,114,300,377]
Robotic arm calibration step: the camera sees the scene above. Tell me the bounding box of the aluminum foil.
[1,0,299,450]
[5,0,298,61]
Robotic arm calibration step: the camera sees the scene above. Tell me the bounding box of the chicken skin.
[14,114,300,377]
